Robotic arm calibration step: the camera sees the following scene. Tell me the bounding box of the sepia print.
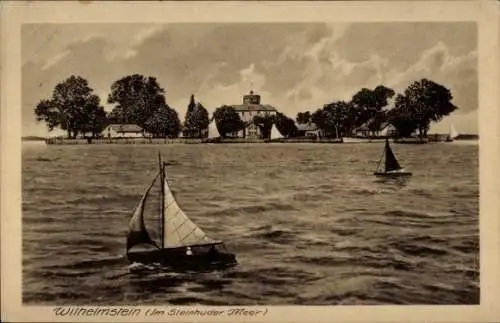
[2,1,500,322]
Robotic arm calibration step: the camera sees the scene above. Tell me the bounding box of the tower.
[242,90,261,105]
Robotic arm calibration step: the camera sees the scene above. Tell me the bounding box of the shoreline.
[21,137,479,146]
[41,137,345,145]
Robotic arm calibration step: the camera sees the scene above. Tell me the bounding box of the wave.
[35,157,56,162]
[389,240,449,257]
[291,191,329,202]
[289,254,354,267]
[40,254,126,271]
[350,187,381,196]
[204,201,296,216]
[63,193,140,205]
[331,227,362,236]
[407,188,435,198]
[452,237,478,254]
[228,266,321,285]
[247,225,299,244]
[384,209,446,219]
[168,296,224,306]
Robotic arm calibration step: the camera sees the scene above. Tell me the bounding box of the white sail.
[127,172,160,251]
[449,124,458,139]
[208,120,220,138]
[162,170,215,248]
[270,124,282,139]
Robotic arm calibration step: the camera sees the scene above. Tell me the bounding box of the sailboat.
[126,153,237,270]
[208,119,220,139]
[446,124,459,142]
[270,124,282,140]
[374,138,412,177]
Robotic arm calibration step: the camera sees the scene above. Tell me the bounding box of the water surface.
[22,142,479,305]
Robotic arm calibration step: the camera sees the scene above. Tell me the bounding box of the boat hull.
[374,172,412,177]
[127,246,238,271]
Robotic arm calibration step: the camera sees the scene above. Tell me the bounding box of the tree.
[403,78,458,137]
[34,75,105,139]
[367,110,388,136]
[252,114,274,139]
[311,108,327,135]
[183,94,197,137]
[352,85,395,112]
[183,95,210,138]
[212,105,245,138]
[388,79,457,137]
[143,103,181,138]
[274,112,298,138]
[78,95,109,138]
[351,85,395,130]
[34,99,59,132]
[388,94,418,137]
[296,111,312,124]
[312,101,351,138]
[107,74,166,127]
[193,102,210,138]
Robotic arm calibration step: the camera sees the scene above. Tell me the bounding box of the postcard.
[1,1,499,322]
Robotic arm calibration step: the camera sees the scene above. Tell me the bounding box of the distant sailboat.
[208,120,220,139]
[270,124,282,140]
[446,124,459,142]
[126,153,237,270]
[374,138,412,177]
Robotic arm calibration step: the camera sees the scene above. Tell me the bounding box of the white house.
[228,90,278,139]
[104,124,145,138]
[378,122,397,137]
[296,122,322,138]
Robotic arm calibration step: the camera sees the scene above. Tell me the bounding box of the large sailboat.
[374,139,412,177]
[126,153,237,270]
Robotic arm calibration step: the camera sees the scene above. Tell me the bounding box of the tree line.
[35,75,205,139]
[34,74,457,139]
[295,81,457,138]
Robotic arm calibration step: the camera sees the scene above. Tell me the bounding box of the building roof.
[107,124,143,132]
[380,121,395,130]
[231,104,277,112]
[354,118,375,132]
[296,122,318,131]
[354,119,395,132]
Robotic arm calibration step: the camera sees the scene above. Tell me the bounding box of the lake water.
[22,141,479,305]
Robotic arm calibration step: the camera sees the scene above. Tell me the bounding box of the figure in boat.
[126,153,237,271]
[374,138,412,177]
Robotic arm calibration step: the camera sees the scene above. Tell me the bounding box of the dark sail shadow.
[374,138,412,177]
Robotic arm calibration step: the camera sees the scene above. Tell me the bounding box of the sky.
[21,22,478,137]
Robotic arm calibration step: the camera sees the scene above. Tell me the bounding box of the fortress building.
[229,90,277,139]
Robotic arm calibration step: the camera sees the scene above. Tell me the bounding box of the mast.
[158,152,165,249]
